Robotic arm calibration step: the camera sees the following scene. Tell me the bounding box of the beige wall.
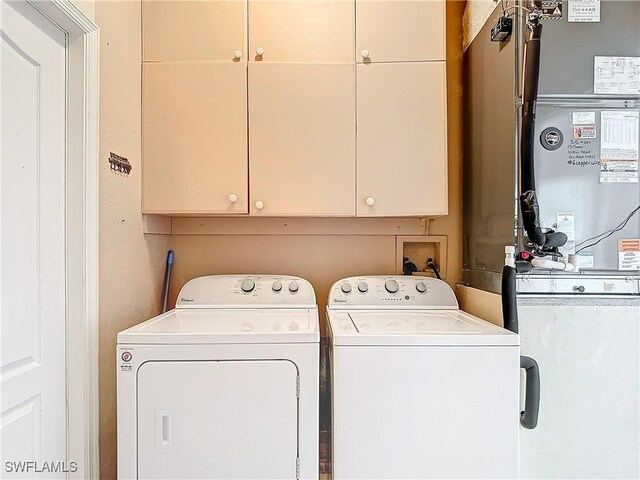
[428,0,465,289]
[96,2,169,478]
[95,1,466,477]
[462,0,500,51]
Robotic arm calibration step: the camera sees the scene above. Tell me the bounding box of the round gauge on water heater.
[540,127,563,150]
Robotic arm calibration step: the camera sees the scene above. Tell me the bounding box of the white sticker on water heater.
[568,0,600,22]
[577,251,594,269]
[572,111,596,125]
[594,57,640,95]
[600,111,639,183]
[557,212,576,258]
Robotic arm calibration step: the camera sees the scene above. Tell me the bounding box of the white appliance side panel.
[519,304,640,479]
[137,360,298,479]
[331,345,519,479]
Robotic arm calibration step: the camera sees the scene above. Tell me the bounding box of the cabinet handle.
[255,47,265,56]
[366,197,375,206]
[233,50,243,59]
[255,200,264,210]
[361,49,370,59]
[228,193,238,203]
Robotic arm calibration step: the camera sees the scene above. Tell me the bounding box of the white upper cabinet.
[143,0,247,62]
[356,0,446,63]
[249,63,356,216]
[141,0,449,218]
[143,62,248,215]
[357,62,448,217]
[249,0,354,63]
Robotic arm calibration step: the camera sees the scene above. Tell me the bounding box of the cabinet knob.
[228,193,238,203]
[233,50,243,59]
[256,47,265,56]
[255,200,264,210]
[366,197,375,206]
[361,49,370,59]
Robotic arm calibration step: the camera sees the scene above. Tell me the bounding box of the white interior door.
[1,2,67,477]
[137,360,299,479]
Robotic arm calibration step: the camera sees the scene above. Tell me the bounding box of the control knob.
[289,281,299,293]
[416,282,427,293]
[358,282,368,293]
[241,279,255,293]
[341,283,352,293]
[272,281,282,292]
[385,279,399,293]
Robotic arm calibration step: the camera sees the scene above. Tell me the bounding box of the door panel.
[357,62,448,217]
[249,63,356,216]
[142,0,247,62]
[1,2,67,474]
[356,0,445,63]
[143,62,248,214]
[137,360,298,479]
[249,0,354,63]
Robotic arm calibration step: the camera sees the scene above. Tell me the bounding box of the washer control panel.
[328,276,458,309]
[177,275,316,308]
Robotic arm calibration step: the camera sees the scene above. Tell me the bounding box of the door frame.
[20,1,100,477]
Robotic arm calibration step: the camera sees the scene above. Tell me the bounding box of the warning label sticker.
[557,212,575,259]
[573,125,596,139]
[618,239,640,270]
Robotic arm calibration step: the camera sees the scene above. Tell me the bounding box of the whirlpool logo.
[4,461,78,473]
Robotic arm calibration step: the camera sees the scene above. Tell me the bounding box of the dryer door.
[137,360,299,479]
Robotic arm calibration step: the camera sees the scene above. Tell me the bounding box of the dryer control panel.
[328,276,458,310]
[177,275,316,308]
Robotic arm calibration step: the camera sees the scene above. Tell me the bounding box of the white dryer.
[117,275,319,480]
[327,276,520,479]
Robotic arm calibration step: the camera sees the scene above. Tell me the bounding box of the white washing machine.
[117,275,319,480]
[327,276,520,479]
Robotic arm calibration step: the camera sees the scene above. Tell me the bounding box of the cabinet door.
[142,0,246,62]
[249,1,354,63]
[356,0,445,63]
[249,63,356,216]
[143,62,248,215]
[357,62,448,217]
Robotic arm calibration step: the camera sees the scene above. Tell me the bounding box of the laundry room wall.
[95,2,170,478]
[166,0,466,324]
[463,0,500,50]
[92,1,466,476]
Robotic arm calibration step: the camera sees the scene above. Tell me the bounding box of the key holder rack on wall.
[109,152,132,175]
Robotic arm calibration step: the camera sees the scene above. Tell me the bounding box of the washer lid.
[328,310,518,346]
[117,308,319,344]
